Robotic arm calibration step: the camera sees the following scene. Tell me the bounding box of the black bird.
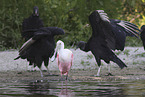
[109,19,140,50]
[77,10,139,76]
[140,25,145,49]
[22,6,44,41]
[15,27,65,77]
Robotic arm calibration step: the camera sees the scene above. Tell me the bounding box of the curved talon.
[105,73,114,76]
[35,79,43,83]
[93,75,101,77]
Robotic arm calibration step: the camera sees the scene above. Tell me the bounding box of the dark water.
[0,80,145,97]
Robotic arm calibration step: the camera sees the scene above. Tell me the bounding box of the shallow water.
[0,79,145,97]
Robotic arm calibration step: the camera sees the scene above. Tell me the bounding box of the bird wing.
[140,25,145,49]
[57,53,60,66]
[19,28,52,54]
[22,29,38,33]
[90,38,127,69]
[88,10,127,68]
[89,10,140,51]
[110,19,140,38]
[110,20,126,50]
[19,27,65,54]
[19,38,36,54]
[67,53,73,71]
[44,27,65,35]
[32,27,52,40]
[93,47,127,69]
[89,10,116,50]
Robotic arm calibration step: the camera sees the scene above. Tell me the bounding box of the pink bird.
[52,40,73,85]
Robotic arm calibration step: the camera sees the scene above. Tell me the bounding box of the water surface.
[0,79,144,97]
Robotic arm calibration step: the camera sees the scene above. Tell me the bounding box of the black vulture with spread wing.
[22,6,44,41]
[77,10,140,76]
[15,27,65,77]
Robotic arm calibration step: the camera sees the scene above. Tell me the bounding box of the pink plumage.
[57,53,73,76]
[56,40,73,77]
[51,40,73,86]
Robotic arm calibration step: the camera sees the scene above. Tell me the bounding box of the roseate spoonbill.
[52,40,73,85]
[22,6,44,41]
[14,27,65,77]
[77,10,139,76]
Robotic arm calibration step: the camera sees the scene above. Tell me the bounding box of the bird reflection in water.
[27,81,52,95]
[58,86,74,97]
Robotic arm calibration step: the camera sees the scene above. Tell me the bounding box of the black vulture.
[22,6,44,41]
[77,10,140,76]
[140,25,145,49]
[15,27,65,77]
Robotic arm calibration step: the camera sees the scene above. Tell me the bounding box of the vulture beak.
[35,10,39,16]
[75,45,79,50]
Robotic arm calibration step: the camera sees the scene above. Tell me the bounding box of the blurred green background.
[0,0,145,50]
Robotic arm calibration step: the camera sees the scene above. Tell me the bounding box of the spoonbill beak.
[50,48,57,62]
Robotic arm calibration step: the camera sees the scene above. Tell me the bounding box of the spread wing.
[140,25,145,50]
[19,27,65,54]
[43,27,65,35]
[110,19,140,38]
[19,28,52,54]
[87,10,127,68]
[89,10,140,51]
[89,10,116,50]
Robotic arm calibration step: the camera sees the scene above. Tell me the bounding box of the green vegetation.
[0,0,145,49]
[115,50,122,55]
[135,52,145,57]
[87,54,93,59]
[81,60,90,66]
[132,60,144,65]
[123,49,130,56]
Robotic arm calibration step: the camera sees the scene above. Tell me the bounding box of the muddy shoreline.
[0,66,145,83]
[0,47,145,82]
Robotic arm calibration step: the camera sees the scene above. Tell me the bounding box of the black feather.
[15,27,65,76]
[110,19,140,38]
[77,10,127,75]
[22,6,44,41]
[140,25,145,50]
